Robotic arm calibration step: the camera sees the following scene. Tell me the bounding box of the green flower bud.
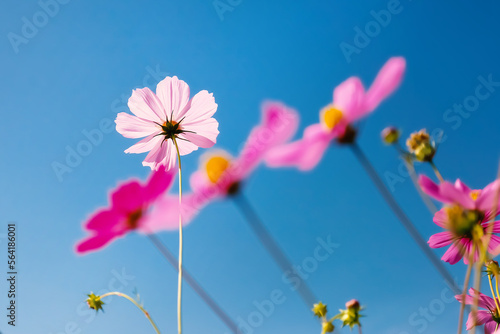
[486,260,500,277]
[322,320,335,333]
[87,292,105,312]
[381,126,400,145]
[312,302,328,318]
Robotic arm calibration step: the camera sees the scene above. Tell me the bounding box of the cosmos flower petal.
[85,209,125,232]
[76,232,122,254]
[139,194,195,233]
[419,175,475,208]
[128,87,165,122]
[363,57,406,113]
[125,133,163,154]
[487,234,500,256]
[333,77,365,119]
[115,112,159,139]
[174,136,199,155]
[182,90,218,124]
[454,179,471,194]
[180,118,219,148]
[485,320,499,334]
[428,231,454,248]
[441,243,463,264]
[111,181,145,213]
[433,208,448,228]
[477,179,500,212]
[142,140,172,171]
[235,101,299,177]
[143,167,177,204]
[156,76,190,121]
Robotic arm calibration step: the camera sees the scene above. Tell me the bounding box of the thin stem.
[429,161,444,183]
[398,152,438,214]
[358,326,362,334]
[147,234,238,333]
[457,250,474,334]
[232,193,318,308]
[488,274,500,314]
[100,292,161,334]
[496,277,500,308]
[349,143,461,295]
[471,257,482,334]
[172,137,183,334]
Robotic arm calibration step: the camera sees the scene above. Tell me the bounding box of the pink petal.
[477,179,500,212]
[332,77,365,120]
[143,139,176,171]
[181,90,218,124]
[484,320,499,334]
[467,288,497,310]
[111,181,145,213]
[433,208,448,228]
[180,118,219,148]
[75,232,121,254]
[128,87,165,123]
[428,231,453,248]
[363,57,406,113]
[488,234,500,256]
[156,76,190,121]
[419,175,475,209]
[454,179,471,194]
[85,209,125,232]
[234,101,299,178]
[441,243,464,265]
[143,167,176,203]
[465,311,492,330]
[115,112,159,139]
[124,133,163,154]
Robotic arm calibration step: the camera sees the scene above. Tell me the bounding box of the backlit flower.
[115,76,219,170]
[75,168,176,253]
[419,175,500,264]
[265,57,406,171]
[456,288,500,333]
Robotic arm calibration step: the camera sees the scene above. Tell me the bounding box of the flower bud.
[381,127,400,145]
[337,299,363,329]
[312,302,328,318]
[322,320,335,333]
[345,299,360,311]
[486,260,500,277]
[406,129,436,162]
[87,292,105,312]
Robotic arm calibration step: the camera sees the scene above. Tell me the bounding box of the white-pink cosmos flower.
[115,76,219,170]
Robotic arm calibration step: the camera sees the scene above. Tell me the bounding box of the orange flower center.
[470,190,481,201]
[205,156,231,183]
[321,105,343,129]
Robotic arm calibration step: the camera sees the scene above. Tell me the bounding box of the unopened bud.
[381,127,400,145]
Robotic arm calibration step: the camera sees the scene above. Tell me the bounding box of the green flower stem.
[100,292,161,334]
[457,250,474,334]
[172,136,183,334]
[429,160,444,183]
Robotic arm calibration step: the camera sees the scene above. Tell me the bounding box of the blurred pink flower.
[115,76,219,170]
[419,175,500,264]
[456,288,500,333]
[76,168,176,254]
[265,57,406,171]
[145,101,299,231]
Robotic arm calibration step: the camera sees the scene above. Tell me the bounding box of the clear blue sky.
[1,1,500,333]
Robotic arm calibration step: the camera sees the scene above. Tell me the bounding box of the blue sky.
[1,0,500,333]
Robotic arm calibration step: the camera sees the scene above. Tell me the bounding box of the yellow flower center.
[205,156,231,183]
[445,205,481,237]
[470,190,481,201]
[321,105,343,129]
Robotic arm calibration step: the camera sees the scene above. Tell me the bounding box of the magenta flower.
[76,168,176,254]
[145,101,299,229]
[419,175,500,264]
[115,76,219,170]
[265,57,406,171]
[456,288,500,333]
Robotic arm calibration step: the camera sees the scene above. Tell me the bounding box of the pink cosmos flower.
[76,168,176,254]
[144,101,299,231]
[419,175,500,264]
[115,76,219,170]
[456,288,500,333]
[265,57,406,171]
